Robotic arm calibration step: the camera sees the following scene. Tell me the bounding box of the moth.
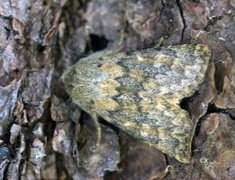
[62,44,211,163]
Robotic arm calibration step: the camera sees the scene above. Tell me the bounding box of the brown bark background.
[0,0,234,179]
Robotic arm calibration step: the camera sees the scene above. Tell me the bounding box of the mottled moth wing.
[63,44,211,163]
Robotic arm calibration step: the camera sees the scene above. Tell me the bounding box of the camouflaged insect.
[62,44,211,163]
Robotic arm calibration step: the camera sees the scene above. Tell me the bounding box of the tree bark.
[0,0,234,179]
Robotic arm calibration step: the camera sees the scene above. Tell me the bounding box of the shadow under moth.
[62,44,211,163]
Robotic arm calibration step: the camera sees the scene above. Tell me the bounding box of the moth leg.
[154,36,164,48]
[117,29,126,47]
[76,115,102,166]
[107,28,126,53]
[91,115,101,147]
[77,114,101,152]
[103,31,126,55]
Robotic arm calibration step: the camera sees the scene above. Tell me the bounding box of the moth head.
[62,60,106,112]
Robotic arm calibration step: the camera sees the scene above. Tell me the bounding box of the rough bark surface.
[0,0,234,179]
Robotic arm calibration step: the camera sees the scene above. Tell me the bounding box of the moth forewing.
[62,44,211,163]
